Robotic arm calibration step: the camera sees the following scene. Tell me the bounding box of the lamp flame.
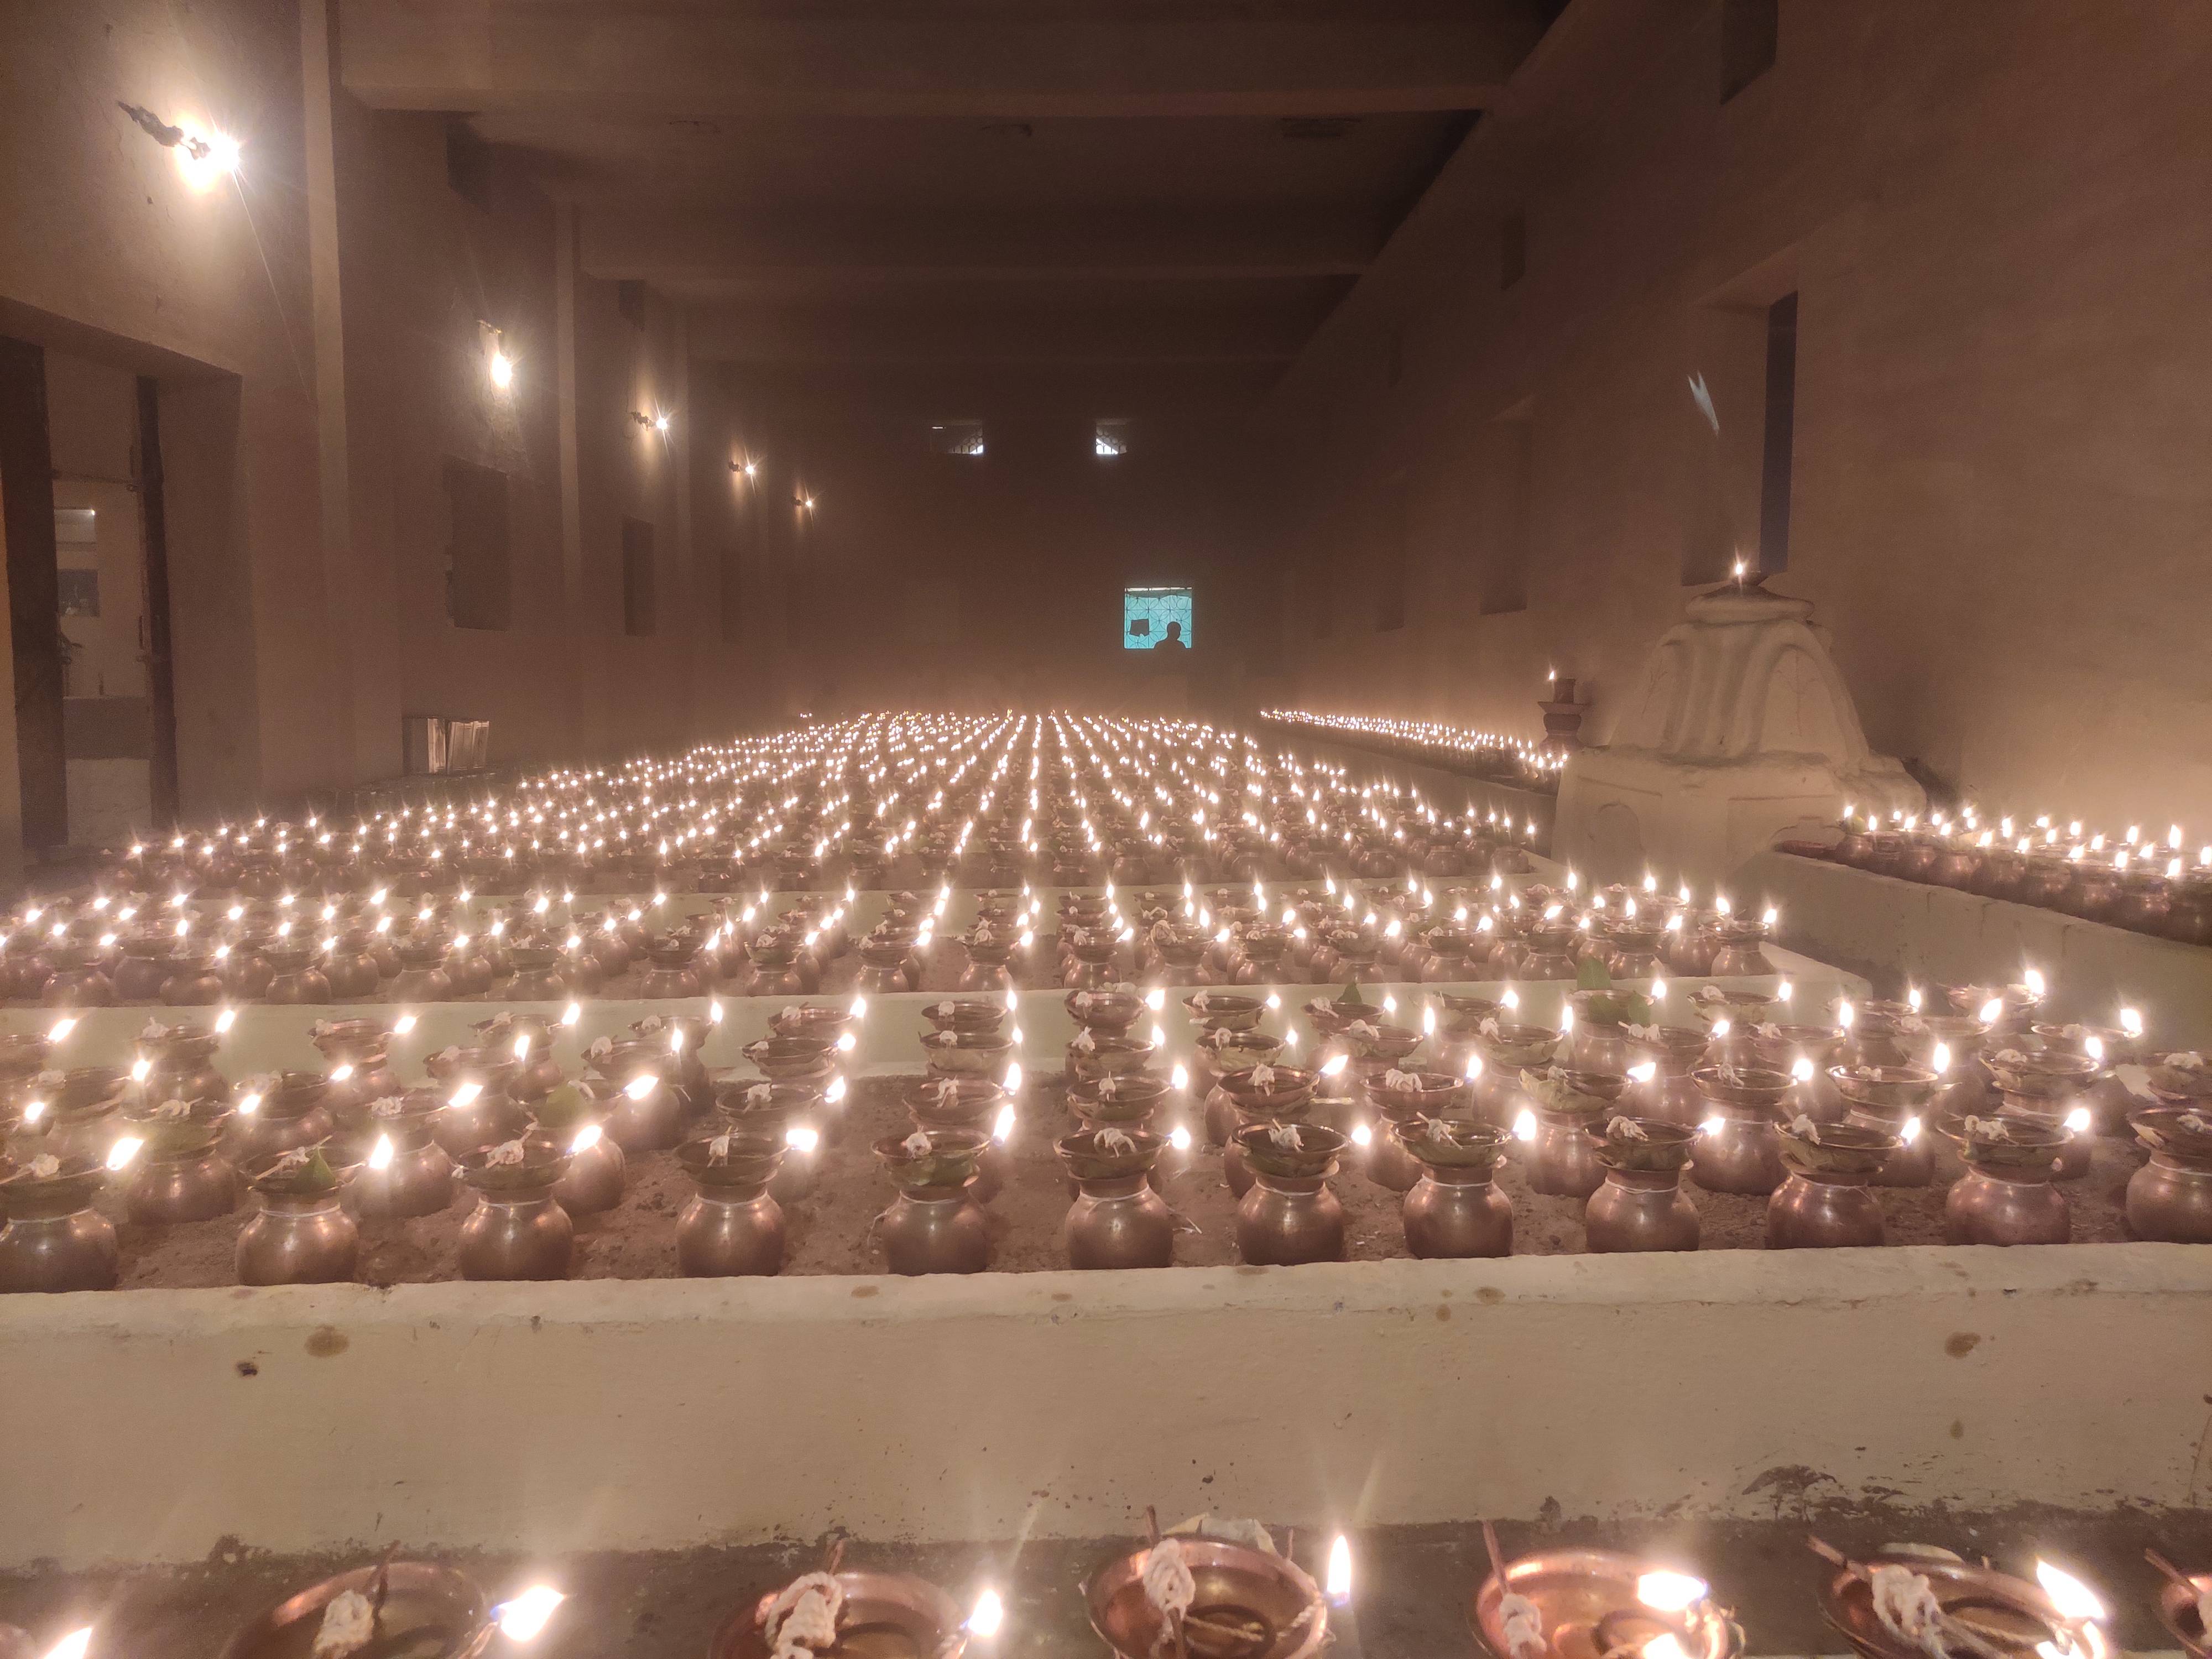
[1326,1534,1353,1603]
[493,1587,565,1642]
[966,1589,1005,1640]
[106,1137,144,1171]
[1636,1572,1707,1613]
[570,1123,602,1155]
[1170,1124,1192,1152]
[1513,1109,1537,1142]
[1319,1053,1348,1077]
[40,1629,92,1659]
[786,1125,820,1154]
[1978,998,2004,1025]
[1171,1063,1188,1092]
[623,1074,656,1100]
[369,1134,395,1171]
[2034,1561,2105,1622]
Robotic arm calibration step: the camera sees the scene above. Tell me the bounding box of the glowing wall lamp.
[479,322,513,390]
[630,409,671,434]
[119,102,240,189]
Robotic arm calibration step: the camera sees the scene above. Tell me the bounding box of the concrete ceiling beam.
[337,1,1536,118]
[576,202,1380,285]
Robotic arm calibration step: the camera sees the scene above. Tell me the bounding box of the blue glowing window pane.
[1123,587,1192,650]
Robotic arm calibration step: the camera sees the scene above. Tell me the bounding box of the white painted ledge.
[3,1242,2208,1569]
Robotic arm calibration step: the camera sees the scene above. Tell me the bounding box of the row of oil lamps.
[8,1510,2208,1659]
[3,952,2206,1287]
[81,712,1557,911]
[1260,707,1569,785]
[1828,808,2212,945]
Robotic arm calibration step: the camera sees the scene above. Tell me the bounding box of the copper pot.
[1941,1120,2070,1245]
[1586,1165,1700,1252]
[123,1123,238,1223]
[229,1071,337,1165]
[1233,1122,1347,1265]
[356,1095,455,1218]
[1763,1122,1896,1248]
[874,1128,992,1274]
[1688,1064,1790,1194]
[676,1133,787,1276]
[2125,1109,2212,1243]
[236,1151,360,1286]
[456,1146,575,1279]
[0,1158,117,1292]
[1396,1120,1513,1259]
[1058,1130,1175,1269]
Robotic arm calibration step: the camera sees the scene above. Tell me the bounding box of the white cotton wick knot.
[311,1588,378,1658]
[1141,1540,1196,1625]
[1097,1127,1136,1154]
[1606,1116,1647,1141]
[2173,1051,2208,1070]
[1479,1017,1502,1038]
[2180,1113,2212,1135]
[1098,1073,1119,1099]
[1963,1115,2012,1142]
[763,1572,846,1659]
[1790,1114,1820,1142]
[1347,1020,1379,1040]
[1499,1591,1546,1659]
[748,1083,773,1105]
[28,1154,60,1179]
[1267,1123,1303,1150]
[1381,1068,1418,1092]
[1073,991,1094,1010]
[272,1146,313,1172]
[1072,1029,1097,1053]
[1249,1065,1275,1090]
[437,1045,463,1063]
[152,1097,192,1119]
[931,1001,955,1018]
[901,1129,932,1156]
[140,1019,170,1042]
[1190,992,1212,1011]
[486,1138,527,1166]
[1422,1115,1454,1144]
[1756,1022,1782,1039]
[1869,1563,1950,1659]
[587,1037,613,1060]
[934,1079,958,1106]
[707,1131,733,1162]
[371,1095,407,1118]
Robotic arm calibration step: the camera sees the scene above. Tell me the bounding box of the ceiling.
[338,0,1561,416]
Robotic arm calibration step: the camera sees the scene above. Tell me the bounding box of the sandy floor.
[108,1071,2149,1288]
[4,1505,2208,1659]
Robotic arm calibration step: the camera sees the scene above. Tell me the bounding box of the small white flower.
[485,1138,528,1165]
[901,1129,932,1156]
[1266,1123,1304,1150]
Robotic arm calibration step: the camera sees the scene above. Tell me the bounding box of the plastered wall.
[0,0,777,839]
[1256,0,2212,828]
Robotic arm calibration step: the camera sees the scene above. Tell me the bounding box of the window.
[442,458,510,630]
[1094,419,1129,458]
[931,420,985,457]
[1123,587,1192,651]
[621,517,656,637]
[1757,292,1798,572]
[1721,0,1778,101]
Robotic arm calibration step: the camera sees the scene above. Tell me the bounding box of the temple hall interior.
[2,2,2211,1656]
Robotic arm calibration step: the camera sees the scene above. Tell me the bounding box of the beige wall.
[0,0,779,849]
[1256,0,2212,829]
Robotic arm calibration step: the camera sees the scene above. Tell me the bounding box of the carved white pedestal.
[1555,582,1923,886]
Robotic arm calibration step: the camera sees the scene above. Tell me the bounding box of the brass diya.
[1185,990,1267,1032]
[220,1560,492,1659]
[709,1569,968,1659]
[2150,1550,2212,1659]
[1817,1546,2096,1659]
[1472,1548,1740,1659]
[1088,1535,1328,1659]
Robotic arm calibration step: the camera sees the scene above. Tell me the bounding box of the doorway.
[0,338,180,861]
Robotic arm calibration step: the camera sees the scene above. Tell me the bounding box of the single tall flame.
[786,1125,820,1154]
[623,1074,656,1100]
[106,1136,145,1171]
[369,1134,395,1171]
[966,1589,1005,1639]
[992,1104,1015,1144]
[1513,1108,1537,1143]
[1326,1534,1353,1602]
[41,1629,92,1659]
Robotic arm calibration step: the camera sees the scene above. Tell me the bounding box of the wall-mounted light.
[479,321,513,390]
[630,410,671,434]
[119,102,241,188]
[729,457,759,477]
